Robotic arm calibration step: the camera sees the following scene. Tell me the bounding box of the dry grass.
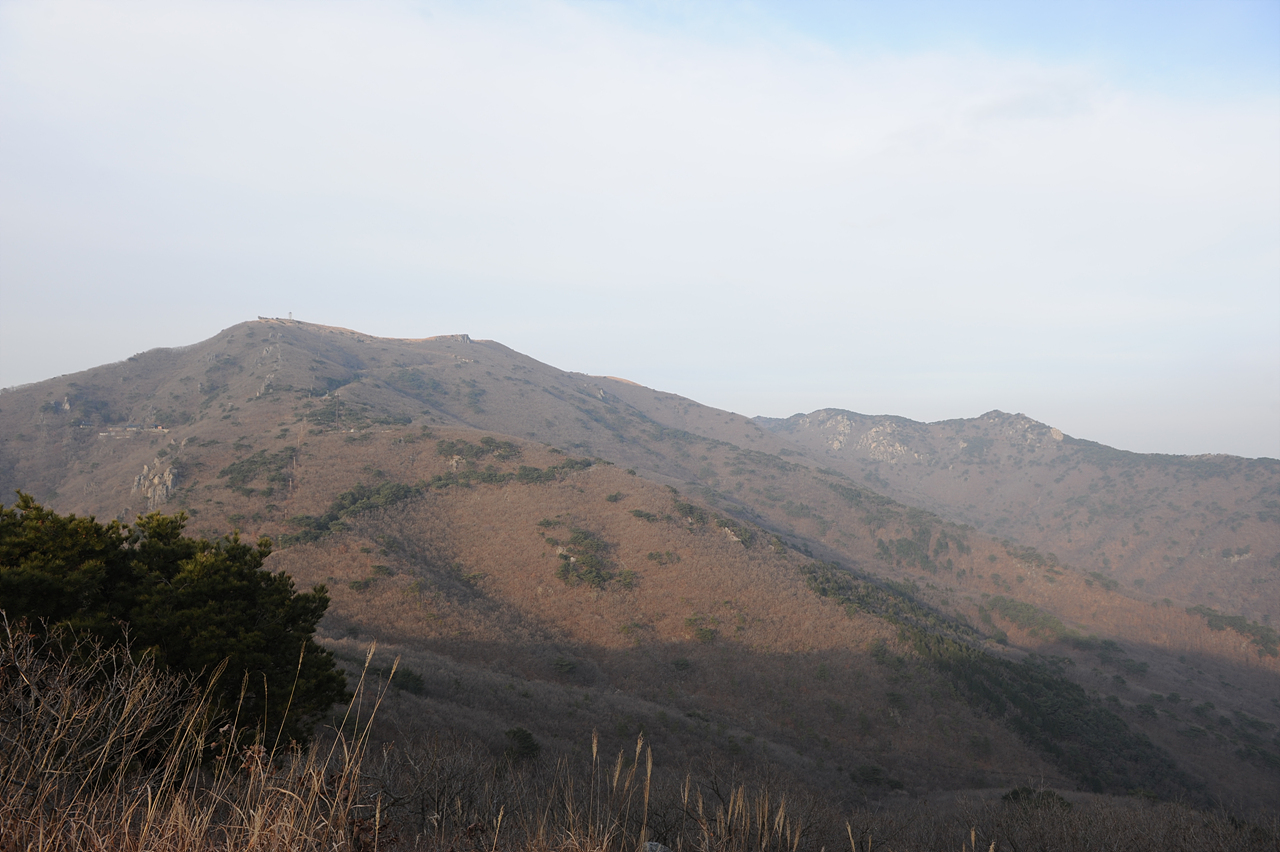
[2,616,1277,851]
[330,718,1280,852]
[359,726,841,852]
[0,617,390,851]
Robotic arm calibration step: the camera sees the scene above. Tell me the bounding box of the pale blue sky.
[1,0,1278,457]
[777,0,1278,79]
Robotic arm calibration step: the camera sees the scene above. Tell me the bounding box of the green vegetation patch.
[714,517,755,547]
[504,727,541,761]
[671,494,755,546]
[302,397,368,429]
[800,561,978,643]
[673,500,709,525]
[826,481,896,511]
[1086,571,1119,591]
[217,446,296,487]
[555,528,618,588]
[1003,543,1059,568]
[876,527,943,573]
[423,456,594,491]
[358,660,427,696]
[384,368,446,404]
[825,480,913,529]
[730,448,799,473]
[282,481,420,545]
[986,596,1071,641]
[1186,605,1279,657]
[437,436,521,461]
[842,498,970,573]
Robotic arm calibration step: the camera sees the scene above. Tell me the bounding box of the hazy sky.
[2,1,1278,458]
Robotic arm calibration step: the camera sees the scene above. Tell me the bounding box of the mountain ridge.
[758,407,1280,622]
[2,317,1277,812]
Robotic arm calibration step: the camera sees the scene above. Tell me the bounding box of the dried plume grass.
[0,615,389,851]
[3,613,1277,851]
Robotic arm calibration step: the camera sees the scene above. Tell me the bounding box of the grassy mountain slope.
[1,318,1278,812]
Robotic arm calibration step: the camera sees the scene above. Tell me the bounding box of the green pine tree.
[0,493,348,744]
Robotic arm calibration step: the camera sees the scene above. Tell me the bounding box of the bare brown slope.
[267,455,1064,804]
[273,424,1277,809]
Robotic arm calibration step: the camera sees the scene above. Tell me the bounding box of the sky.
[1,0,1278,458]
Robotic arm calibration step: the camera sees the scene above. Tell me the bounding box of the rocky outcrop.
[131,458,177,511]
[787,409,1066,465]
[798,411,921,461]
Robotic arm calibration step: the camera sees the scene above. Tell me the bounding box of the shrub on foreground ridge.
[0,493,348,743]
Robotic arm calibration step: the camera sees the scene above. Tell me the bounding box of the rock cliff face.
[796,411,916,460]
[792,409,1063,464]
[131,459,177,511]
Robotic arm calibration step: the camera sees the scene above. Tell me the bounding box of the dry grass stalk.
[3,615,1277,851]
[0,617,391,851]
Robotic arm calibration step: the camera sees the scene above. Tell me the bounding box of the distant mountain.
[2,318,1277,812]
[757,409,1280,622]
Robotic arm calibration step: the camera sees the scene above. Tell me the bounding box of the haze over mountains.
[1,318,1277,813]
